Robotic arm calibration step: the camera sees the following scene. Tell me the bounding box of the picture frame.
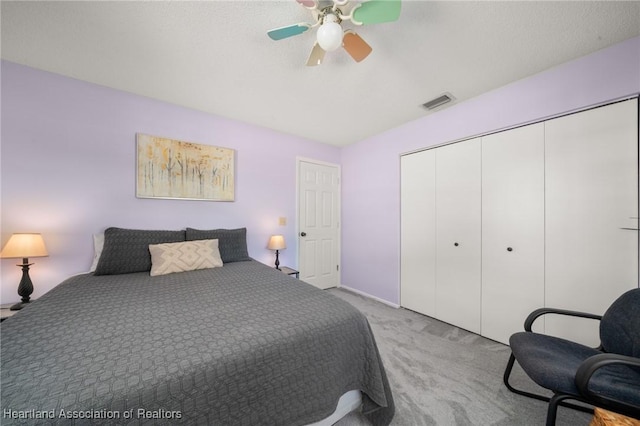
[136,133,235,201]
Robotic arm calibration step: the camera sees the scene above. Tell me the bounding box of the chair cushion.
[601,288,640,357]
[510,332,600,396]
[510,332,640,406]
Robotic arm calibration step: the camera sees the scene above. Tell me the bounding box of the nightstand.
[0,304,18,322]
[279,266,299,279]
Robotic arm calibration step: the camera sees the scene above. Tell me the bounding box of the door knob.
[507,247,513,252]
[300,232,307,237]
[454,242,459,247]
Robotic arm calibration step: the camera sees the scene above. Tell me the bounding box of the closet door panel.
[545,99,639,346]
[481,124,545,344]
[400,150,436,316]
[435,138,482,333]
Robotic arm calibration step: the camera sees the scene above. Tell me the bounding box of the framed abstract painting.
[136,134,235,201]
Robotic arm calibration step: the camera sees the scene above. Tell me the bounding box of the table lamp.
[1,233,48,310]
[267,235,286,270]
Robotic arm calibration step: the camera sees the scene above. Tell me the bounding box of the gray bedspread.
[1,260,394,425]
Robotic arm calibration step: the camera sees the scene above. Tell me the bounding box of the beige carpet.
[329,288,593,426]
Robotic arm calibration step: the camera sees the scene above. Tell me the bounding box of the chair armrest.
[575,353,640,417]
[576,353,640,391]
[524,307,602,332]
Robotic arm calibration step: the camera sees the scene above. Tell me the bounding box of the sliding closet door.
[435,139,482,333]
[545,99,639,346]
[481,124,545,344]
[400,150,437,316]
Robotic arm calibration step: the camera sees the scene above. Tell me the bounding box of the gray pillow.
[94,227,186,275]
[186,227,251,263]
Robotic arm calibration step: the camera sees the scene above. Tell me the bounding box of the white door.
[298,160,340,289]
[545,99,639,346]
[435,139,482,334]
[481,124,545,344]
[400,150,437,317]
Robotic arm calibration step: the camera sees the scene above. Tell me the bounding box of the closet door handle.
[454,242,459,247]
[507,247,513,252]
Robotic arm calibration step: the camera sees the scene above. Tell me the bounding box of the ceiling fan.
[267,0,401,66]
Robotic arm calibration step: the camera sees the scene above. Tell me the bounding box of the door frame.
[295,157,342,288]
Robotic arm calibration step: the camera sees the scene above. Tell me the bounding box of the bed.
[0,227,394,425]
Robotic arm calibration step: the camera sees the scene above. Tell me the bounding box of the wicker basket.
[590,408,640,426]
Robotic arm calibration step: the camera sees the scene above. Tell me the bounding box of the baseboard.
[338,285,400,308]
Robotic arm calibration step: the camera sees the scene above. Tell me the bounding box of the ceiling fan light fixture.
[267,0,402,66]
[317,14,343,51]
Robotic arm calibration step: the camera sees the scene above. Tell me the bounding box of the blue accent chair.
[503,288,640,425]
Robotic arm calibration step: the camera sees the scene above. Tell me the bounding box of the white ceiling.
[2,1,640,146]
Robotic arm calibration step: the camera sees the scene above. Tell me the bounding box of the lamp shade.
[267,235,286,250]
[1,233,48,259]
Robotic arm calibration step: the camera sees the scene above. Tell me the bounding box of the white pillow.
[89,233,105,272]
[149,239,223,277]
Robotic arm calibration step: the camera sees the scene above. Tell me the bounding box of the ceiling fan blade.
[343,32,372,62]
[351,0,401,25]
[267,23,311,41]
[296,0,318,9]
[306,42,326,66]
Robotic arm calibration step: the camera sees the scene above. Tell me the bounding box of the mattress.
[1,260,394,425]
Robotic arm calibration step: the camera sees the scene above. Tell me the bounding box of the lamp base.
[10,301,29,311]
[13,259,34,310]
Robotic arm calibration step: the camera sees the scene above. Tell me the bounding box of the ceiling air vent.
[422,93,455,111]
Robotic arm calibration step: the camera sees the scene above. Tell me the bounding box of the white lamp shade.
[1,233,49,259]
[267,235,286,250]
[317,15,343,51]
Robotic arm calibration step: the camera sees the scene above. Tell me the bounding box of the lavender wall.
[341,36,640,305]
[3,36,639,306]
[0,61,340,303]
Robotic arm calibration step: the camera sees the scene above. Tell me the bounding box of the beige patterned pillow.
[149,239,223,277]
